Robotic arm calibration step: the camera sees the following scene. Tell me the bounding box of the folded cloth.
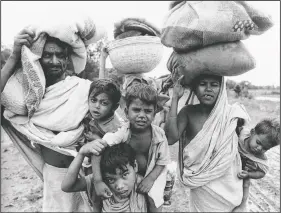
[167,41,256,86]
[2,119,92,212]
[178,77,251,211]
[114,17,160,39]
[43,163,92,212]
[161,1,274,52]
[1,17,106,117]
[4,76,91,156]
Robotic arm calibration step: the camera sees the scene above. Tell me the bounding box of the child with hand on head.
[165,74,250,212]
[233,118,280,211]
[92,83,171,212]
[62,143,147,212]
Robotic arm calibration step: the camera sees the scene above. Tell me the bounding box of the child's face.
[104,163,137,199]
[126,98,156,131]
[247,133,272,155]
[88,92,114,121]
[195,76,221,106]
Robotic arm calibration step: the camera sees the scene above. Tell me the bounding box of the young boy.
[76,78,124,209]
[61,143,147,212]
[234,118,280,211]
[80,78,122,144]
[92,83,170,212]
[165,74,250,212]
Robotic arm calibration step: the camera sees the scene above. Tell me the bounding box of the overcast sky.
[1,1,280,86]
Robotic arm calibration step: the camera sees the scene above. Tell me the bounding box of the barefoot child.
[233,118,280,211]
[62,143,147,212]
[165,74,250,212]
[93,83,170,212]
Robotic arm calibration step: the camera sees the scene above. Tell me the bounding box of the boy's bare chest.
[129,133,152,154]
[129,133,152,176]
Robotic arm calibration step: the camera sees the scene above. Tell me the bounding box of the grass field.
[1,89,280,212]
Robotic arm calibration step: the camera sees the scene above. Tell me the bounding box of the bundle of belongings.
[106,17,164,74]
[114,17,161,39]
[1,17,107,159]
[161,1,274,86]
[161,1,273,211]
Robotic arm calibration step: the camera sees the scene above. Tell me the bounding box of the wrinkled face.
[88,92,114,121]
[247,133,272,155]
[126,98,156,132]
[40,41,68,81]
[104,164,137,199]
[195,76,221,106]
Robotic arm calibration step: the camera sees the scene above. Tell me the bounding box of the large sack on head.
[167,41,255,86]
[1,17,106,118]
[161,1,274,52]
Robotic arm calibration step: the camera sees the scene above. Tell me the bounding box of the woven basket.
[107,36,163,74]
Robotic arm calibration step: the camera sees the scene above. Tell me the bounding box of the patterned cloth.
[238,127,269,173]
[85,174,147,212]
[4,76,92,157]
[103,123,170,208]
[1,17,107,117]
[43,163,91,212]
[161,1,274,52]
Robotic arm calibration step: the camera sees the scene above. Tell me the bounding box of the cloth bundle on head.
[167,41,256,86]
[163,1,273,86]
[1,17,107,118]
[161,1,274,52]
[114,17,160,39]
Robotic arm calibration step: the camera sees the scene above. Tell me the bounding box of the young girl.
[165,74,250,212]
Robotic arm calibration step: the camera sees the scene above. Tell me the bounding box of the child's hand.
[94,180,112,199]
[237,170,249,179]
[84,132,101,141]
[244,161,256,171]
[137,176,154,194]
[172,75,184,100]
[79,139,108,156]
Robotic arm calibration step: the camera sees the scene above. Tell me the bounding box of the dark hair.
[191,74,222,90]
[88,78,121,108]
[253,118,280,148]
[45,35,72,56]
[100,143,136,177]
[125,83,157,108]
